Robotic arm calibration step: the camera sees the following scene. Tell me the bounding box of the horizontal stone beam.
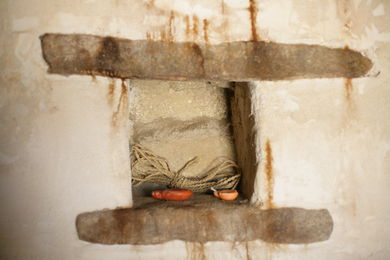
[41,33,372,81]
[76,199,333,244]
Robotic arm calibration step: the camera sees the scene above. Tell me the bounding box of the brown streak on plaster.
[344,78,353,102]
[167,11,175,42]
[265,241,285,260]
[203,19,209,43]
[248,0,259,41]
[84,69,124,79]
[107,79,116,107]
[343,77,356,127]
[186,242,206,260]
[111,79,128,128]
[146,32,152,41]
[185,15,191,39]
[160,30,167,41]
[221,0,225,14]
[195,243,206,260]
[91,74,97,83]
[265,139,274,208]
[190,43,205,76]
[200,243,206,260]
[245,242,252,260]
[192,15,199,41]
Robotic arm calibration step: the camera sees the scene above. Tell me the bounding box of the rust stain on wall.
[146,32,152,41]
[81,69,124,78]
[344,78,353,102]
[160,30,167,41]
[185,15,191,39]
[245,242,252,260]
[186,242,206,260]
[343,45,351,51]
[265,139,274,208]
[248,0,259,41]
[167,11,175,42]
[111,79,128,128]
[344,77,357,118]
[203,19,209,43]
[146,10,176,42]
[189,43,205,76]
[90,73,97,83]
[107,79,116,107]
[265,243,284,260]
[192,15,199,41]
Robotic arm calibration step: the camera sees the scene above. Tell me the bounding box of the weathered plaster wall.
[0,0,389,259]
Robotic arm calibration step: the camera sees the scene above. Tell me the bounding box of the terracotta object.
[213,190,239,201]
[152,188,193,201]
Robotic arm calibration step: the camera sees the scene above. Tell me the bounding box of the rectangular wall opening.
[76,80,333,245]
[129,80,257,205]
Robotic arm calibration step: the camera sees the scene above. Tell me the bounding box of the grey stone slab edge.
[76,206,333,245]
[40,33,372,81]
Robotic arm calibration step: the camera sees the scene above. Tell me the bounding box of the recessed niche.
[129,80,255,200]
[75,80,333,245]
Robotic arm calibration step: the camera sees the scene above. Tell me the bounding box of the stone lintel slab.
[76,196,333,245]
[41,33,372,81]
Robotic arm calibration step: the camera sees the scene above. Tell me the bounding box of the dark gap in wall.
[130,80,256,201]
[230,82,258,199]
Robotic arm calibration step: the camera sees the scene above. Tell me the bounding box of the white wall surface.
[0,0,389,259]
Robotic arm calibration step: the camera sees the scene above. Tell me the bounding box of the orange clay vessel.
[213,189,238,201]
[151,188,193,201]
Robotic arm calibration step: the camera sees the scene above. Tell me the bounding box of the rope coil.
[131,144,240,192]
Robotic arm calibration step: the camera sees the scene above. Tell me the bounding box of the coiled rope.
[131,144,240,192]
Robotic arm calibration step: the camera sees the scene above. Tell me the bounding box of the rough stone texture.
[41,33,372,81]
[76,194,333,245]
[230,83,258,199]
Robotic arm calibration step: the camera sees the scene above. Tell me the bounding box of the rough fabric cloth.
[131,144,240,192]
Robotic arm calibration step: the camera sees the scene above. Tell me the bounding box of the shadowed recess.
[230,82,258,199]
[40,33,372,81]
[76,195,333,245]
